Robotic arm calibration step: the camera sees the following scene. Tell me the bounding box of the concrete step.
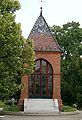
[24,99,59,113]
[26,99,54,108]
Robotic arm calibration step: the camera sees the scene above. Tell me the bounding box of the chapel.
[19,7,62,112]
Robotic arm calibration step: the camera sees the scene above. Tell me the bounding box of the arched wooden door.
[29,59,53,98]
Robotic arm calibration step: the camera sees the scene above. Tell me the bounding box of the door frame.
[28,58,53,99]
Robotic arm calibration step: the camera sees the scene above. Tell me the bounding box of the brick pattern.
[20,75,29,99]
[18,75,29,110]
[19,51,62,111]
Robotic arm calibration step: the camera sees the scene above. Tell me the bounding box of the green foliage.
[0,101,6,110]
[62,105,77,112]
[22,39,35,75]
[6,105,19,112]
[0,101,19,112]
[0,1,23,100]
[0,0,35,101]
[0,0,20,15]
[52,21,82,107]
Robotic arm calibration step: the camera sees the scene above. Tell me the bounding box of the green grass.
[62,105,77,112]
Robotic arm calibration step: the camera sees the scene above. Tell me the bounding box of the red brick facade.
[19,51,62,111]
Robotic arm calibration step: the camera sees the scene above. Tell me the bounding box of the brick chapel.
[19,7,62,111]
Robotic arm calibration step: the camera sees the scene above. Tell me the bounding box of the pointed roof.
[29,9,61,52]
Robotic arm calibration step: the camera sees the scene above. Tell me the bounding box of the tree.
[52,21,82,106]
[22,39,35,75]
[0,0,35,100]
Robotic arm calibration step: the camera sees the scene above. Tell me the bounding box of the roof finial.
[40,0,42,16]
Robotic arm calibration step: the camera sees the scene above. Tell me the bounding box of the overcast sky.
[16,0,82,38]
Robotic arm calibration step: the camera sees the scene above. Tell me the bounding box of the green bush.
[0,101,19,112]
[62,105,77,112]
[0,101,8,110]
[6,105,19,112]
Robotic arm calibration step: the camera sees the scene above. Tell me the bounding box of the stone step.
[26,99,54,108]
[24,99,59,113]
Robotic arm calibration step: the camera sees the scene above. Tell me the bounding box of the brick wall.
[19,51,62,111]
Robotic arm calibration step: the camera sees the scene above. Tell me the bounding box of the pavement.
[0,111,82,120]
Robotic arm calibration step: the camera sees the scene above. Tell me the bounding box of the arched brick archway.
[29,59,53,98]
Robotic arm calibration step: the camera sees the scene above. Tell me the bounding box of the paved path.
[0,111,82,120]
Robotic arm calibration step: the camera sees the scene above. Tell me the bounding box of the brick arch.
[35,58,53,73]
[35,52,61,74]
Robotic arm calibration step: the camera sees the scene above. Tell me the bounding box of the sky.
[16,0,82,38]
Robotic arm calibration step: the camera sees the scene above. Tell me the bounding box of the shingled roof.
[29,9,61,52]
